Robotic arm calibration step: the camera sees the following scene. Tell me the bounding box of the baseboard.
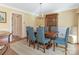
[68,42,77,45]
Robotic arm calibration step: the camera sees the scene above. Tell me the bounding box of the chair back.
[26,27,36,41]
[37,27,45,43]
[64,28,69,42]
[26,26,30,38]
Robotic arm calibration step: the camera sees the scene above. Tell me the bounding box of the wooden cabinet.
[45,14,58,31]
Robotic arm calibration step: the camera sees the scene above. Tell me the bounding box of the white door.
[12,13,22,38]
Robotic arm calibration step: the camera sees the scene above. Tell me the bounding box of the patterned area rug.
[10,39,77,55]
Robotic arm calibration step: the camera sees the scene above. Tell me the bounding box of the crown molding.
[53,7,78,13]
[0,4,78,16]
[45,7,78,15]
[0,4,37,16]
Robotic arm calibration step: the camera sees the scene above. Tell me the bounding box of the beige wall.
[0,5,78,38]
[23,14,35,37]
[0,5,35,37]
[35,9,77,28]
[35,17,45,27]
[75,8,79,43]
[58,9,77,27]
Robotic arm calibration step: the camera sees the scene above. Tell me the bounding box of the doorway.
[12,13,22,41]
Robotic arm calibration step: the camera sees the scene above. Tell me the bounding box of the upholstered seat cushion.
[55,38,66,45]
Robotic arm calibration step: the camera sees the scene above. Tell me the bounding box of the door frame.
[11,13,22,38]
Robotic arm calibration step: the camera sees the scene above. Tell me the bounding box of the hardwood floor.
[4,46,17,55]
[1,36,79,55]
[76,44,79,55]
[0,36,23,55]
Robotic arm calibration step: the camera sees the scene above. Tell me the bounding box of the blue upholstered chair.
[53,28,69,54]
[26,26,31,42]
[36,27,50,53]
[26,26,36,48]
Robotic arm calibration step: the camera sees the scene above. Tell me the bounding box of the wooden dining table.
[45,32,57,40]
[45,32,58,49]
[35,31,57,40]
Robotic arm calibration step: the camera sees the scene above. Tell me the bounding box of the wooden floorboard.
[1,36,79,55]
[0,36,23,55]
[4,46,17,55]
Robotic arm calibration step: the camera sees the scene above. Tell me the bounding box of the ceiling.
[2,3,79,15]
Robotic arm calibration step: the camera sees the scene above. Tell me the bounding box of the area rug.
[10,39,77,55]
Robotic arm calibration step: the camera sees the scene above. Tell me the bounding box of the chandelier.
[37,3,44,19]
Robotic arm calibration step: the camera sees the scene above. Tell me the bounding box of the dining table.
[45,31,57,40]
[45,31,58,49]
[34,31,58,41]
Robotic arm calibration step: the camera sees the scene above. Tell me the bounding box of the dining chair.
[53,27,69,55]
[36,27,50,53]
[26,26,31,42]
[26,26,36,48]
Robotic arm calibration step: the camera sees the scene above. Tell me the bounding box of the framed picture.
[0,11,6,23]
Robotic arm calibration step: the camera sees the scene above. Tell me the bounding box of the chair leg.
[43,44,46,53]
[27,36,29,42]
[53,44,55,51]
[29,40,31,47]
[37,43,39,50]
[44,48,45,53]
[65,45,67,55]
[53,41,56,51]
[65,48,67,55]
[33,42,35,49]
